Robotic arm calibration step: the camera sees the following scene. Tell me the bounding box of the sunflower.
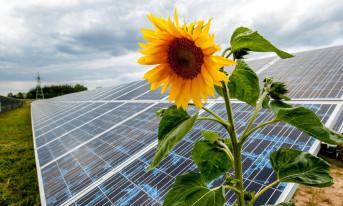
[138,9,236,109]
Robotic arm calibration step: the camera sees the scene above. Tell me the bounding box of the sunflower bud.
[156,108,167,118]
[263,76,273,87]
[244,190,255,201]
[225,174,241,186]
[233,48,250,59]
[268,82,291,101]
[225,175,235,185]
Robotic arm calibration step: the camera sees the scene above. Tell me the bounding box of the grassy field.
[0,102,40,206]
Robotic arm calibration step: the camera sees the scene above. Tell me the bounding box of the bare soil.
[292,147,343,206]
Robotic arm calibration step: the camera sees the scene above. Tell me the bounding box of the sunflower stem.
[244,119,279,139]
[247,180,281,206]
[221,47,231,57]
[188,103,229,127]
[223,185,242,194]
[221,81,245,206]
[239,91,268,146]
[196,117,228,127]
[225,51,233,59]
[217,141,234,166]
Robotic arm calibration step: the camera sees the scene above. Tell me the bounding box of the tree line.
[7,84,87,99]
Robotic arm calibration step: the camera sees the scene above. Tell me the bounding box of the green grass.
[0,102,40,206]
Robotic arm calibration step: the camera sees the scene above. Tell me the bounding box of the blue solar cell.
[75,187,112,206]
[255,45,343,99]
[135,86,170,100]
[41,162,72,206]
[333,111,343,133]
[115,83,151,100]
[100,80,147,100]
[76,102,335,206]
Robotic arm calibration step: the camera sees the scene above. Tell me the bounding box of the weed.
[0,103,40,205]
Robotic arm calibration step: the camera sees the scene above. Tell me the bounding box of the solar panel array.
[31,45,343,206]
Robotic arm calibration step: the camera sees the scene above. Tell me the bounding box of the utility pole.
[35,72,44,99]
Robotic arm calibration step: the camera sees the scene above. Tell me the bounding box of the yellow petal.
[138,42,149,49]
[150,80,164,90]
[204,55,221,71]
[193,20,204,40]
[200,64,214,87]
[169,76,183,103]
[142,35,167,44]
[138,52,168,65]
[168,18,182,38]
[148,65,171,83]
[217,71,229,82]
[175,79,191,109]
[199,34,215,50]
[191,78,202,108]
[202,45,220,55]
[143,63,168,79]
[213,80,222,87]
[195,34,215,50]
[212,55,237,66]
[202,18,213,34]
[182,23,188,32]
[174,8,179,27]
[208,86,215,98]
[140,28,157,37]
[139,44,169,55]
[148,13,168,32]
[187,22,196,35]
[161,73,174,94]
[196,74,208,102]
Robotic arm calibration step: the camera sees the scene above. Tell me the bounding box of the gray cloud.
[1,0,343,95]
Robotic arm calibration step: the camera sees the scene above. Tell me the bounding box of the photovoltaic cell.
[63,102,336,206]
[256,45,343,99]
[246,56,278,72]
[101,81,147,100]
[333,110,343,133]
[31,45,343,206]
[36,103,177,205]
[134,87,170,100]
[115,83,152,100]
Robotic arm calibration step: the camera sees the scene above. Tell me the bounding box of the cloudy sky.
[1,0,343,96]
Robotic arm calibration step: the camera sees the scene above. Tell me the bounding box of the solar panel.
[31,45,343,206]
[333,106,343,133]
[252,45,343,99]
[53,102,337,206]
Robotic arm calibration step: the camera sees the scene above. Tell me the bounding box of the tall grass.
[0,102,40,206]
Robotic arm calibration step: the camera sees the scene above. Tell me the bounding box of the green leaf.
[228,60,260,107]
[262,93,270,109]
[270,100,343,145]
[201,131,220,144]
[230,27,294,59]
[270,147,333,188]
[146,107,198,171]
[156,108,167,118]
[262,202,295,206]
[163,172,225,206]
[214,85,224,97]
[191,140,233,182]
[224,137,233,153]
[157,105,190,141]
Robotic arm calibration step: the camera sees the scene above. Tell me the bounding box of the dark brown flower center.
[168,38,204,79]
